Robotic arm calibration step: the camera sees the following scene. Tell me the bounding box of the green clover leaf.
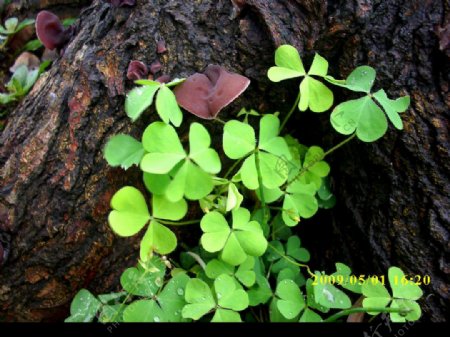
[282,181,318,226]
[108,186,150,236]
[299,308,322,322]
[331,95,388,142]
[182,278,216,320]
[214,274,249,311]
[268,45,333,112]
[331,263,362,294]
[155,272,191,322]
[141,122,220,201]
[226,182,244,212]
[141,122,186,174]
[120,255,166,297]
[265,237,310,281]
[361,266,423,322]
[275,279,305,319]
[223,120,256,159]
[388,267,423,300]
[313,272,352,309]
[104,134,145,170]
[267,44,306,81]
[108,186,183,257]
[125,82,160,122]
[223,115,291,190]
[64,289,101,322]
[140,220,177,259]
[123,300,167,322]
[125,81,183,126]
[200,208,268,266]
[211,309,242,322]
[390,299,421,323]
[155,84,183,127]
[373,89,410,130]
[329,66,410,141]
[362,282,391,314]
[205,257,256,288]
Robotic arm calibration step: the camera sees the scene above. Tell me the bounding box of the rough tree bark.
[0,0,448,322]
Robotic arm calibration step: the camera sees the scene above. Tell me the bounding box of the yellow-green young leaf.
[165,160,214,201]
[108,186,150,237]
[267,45,306,82]
[151,194,187,221]
[298,76,334,113]
[308,53,328,77]
[125,84,160,121]
[155,85,183,127]
[226,182,244,212]
[140,122,186,174]
[140,220,177,259]
[104,134,145,170]
[200,211,231,252]
[189,123,221,174]
[223,120,256,159]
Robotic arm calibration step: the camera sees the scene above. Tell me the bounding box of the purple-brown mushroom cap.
[156,40,167,54]
[35,10,67,50]
[150,60,162,74]
[174,65,250,119]
[156,74,171,83]
[127,60,148,80]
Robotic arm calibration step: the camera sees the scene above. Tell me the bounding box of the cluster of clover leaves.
[66,45,422,323]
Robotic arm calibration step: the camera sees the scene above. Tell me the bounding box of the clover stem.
[287,133,356,186]
[323,306,411,323]
[224,157,244,180]
[185,251,206,270]
[268,242,315,278]
[157,219,200,226]
[280,91,301,133]
[107,264,152,322]
[255,149,269,226]
[214,117,226,125]
[323,133,356,157]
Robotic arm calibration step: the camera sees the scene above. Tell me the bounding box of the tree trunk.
[0,0,448,322]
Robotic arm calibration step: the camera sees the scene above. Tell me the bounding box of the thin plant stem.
[268,243,314,278]
[323,307,411,323]
[158,219,201,226]
[224,157,244,180]
[280,91,301,133]
[255,149,269,225]
[288,133,356,185]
